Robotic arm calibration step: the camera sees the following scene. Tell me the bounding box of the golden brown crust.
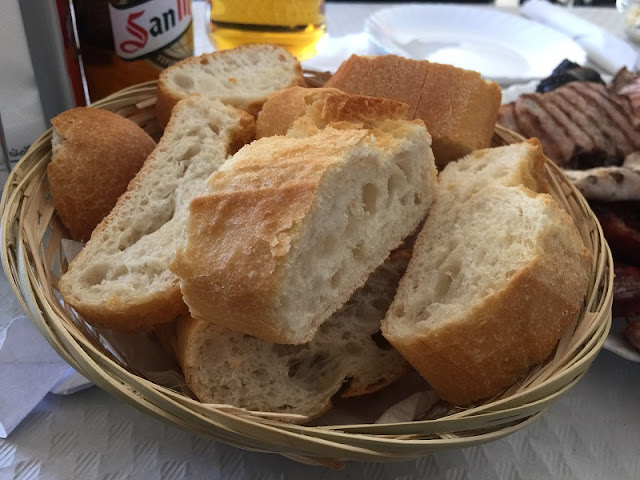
[325,55,428,119]
[385,200,592,406]
[48,108,155,241]
[416,62,502,168]
[325,54,502,168]
[171,184,316,342]
[156,45,305,128]
[256,86,409,138]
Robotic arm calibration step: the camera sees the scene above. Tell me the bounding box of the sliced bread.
[325,54,502,169]
[255,86,409,138]
[382,143,592,406]
[170,120,437,344]
[58,96,255,331]
[156,44,305,127]
[48,107,156,241]
[176,249,412,418]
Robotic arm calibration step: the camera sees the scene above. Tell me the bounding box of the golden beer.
[208,0,326,60]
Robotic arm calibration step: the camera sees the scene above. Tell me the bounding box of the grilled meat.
[498,82,640,169]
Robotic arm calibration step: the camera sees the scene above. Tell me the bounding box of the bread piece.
[256,86,409,138]
[382,145,591,406]
[171,121,437,344]
[437,138,550,203]
[325,54,502,169]
[48,108,156,241]
[58,97,255,331]
[176,249,412,418]
[156,44,305,127]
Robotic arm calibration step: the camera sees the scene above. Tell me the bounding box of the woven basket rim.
[0,81,613,466]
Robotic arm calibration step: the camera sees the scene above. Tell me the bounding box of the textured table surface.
[0,349,638,479]
[1,3,639,479]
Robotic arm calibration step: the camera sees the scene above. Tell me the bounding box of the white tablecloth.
[1,2,639,479]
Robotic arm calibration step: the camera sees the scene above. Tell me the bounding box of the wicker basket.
[0,81,613,468]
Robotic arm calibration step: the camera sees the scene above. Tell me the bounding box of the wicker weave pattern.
[0,82,613,467]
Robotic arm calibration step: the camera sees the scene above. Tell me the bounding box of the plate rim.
[364,4,588,85]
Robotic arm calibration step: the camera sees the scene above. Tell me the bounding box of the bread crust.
[156,44,305,127]
[48,108,155,241]
[256,86,409,138]
[326,54,502,168]
[171,184,317,342]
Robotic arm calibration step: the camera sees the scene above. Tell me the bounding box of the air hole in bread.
[109,264,128,280]
[208,122,220,135]
[396,151,413,178]
[414,193,422,205]
[400,192,412,206]
[174,74,194,90]
[181,144,201,162]
[387,173,405,203]
[81,264,110,286]
[362,183,378,214]
[433,258,462,300]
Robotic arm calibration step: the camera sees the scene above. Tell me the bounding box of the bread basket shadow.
[0,80,613,468]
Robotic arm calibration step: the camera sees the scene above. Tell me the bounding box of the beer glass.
[208,0,326,60]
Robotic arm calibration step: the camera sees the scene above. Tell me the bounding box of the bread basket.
[0,80,613,468]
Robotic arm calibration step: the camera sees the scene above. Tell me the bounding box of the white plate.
[365,5,587,85]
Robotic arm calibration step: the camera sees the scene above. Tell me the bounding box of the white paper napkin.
[521,0,639,75]
[0,316,92,438]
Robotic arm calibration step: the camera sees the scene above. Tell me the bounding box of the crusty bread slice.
[382,145,592,406]
[325,54,502,169]
[156,44,305,127]
[170,120,437,344]
[255,86,409,138]
[176,249,412,418]
[437,138,550,203]
[48,108,156,241]
[58,96,255,331]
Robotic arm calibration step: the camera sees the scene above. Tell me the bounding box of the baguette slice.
[325,54,502,169]
[156,44,305,127]
[256,86,409,138]
[58,97,255,331]
[382,146,591,406]
[176,249,412,418]
[437,138,549,203]
[171,120,437,344]
[48,108,156,241]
